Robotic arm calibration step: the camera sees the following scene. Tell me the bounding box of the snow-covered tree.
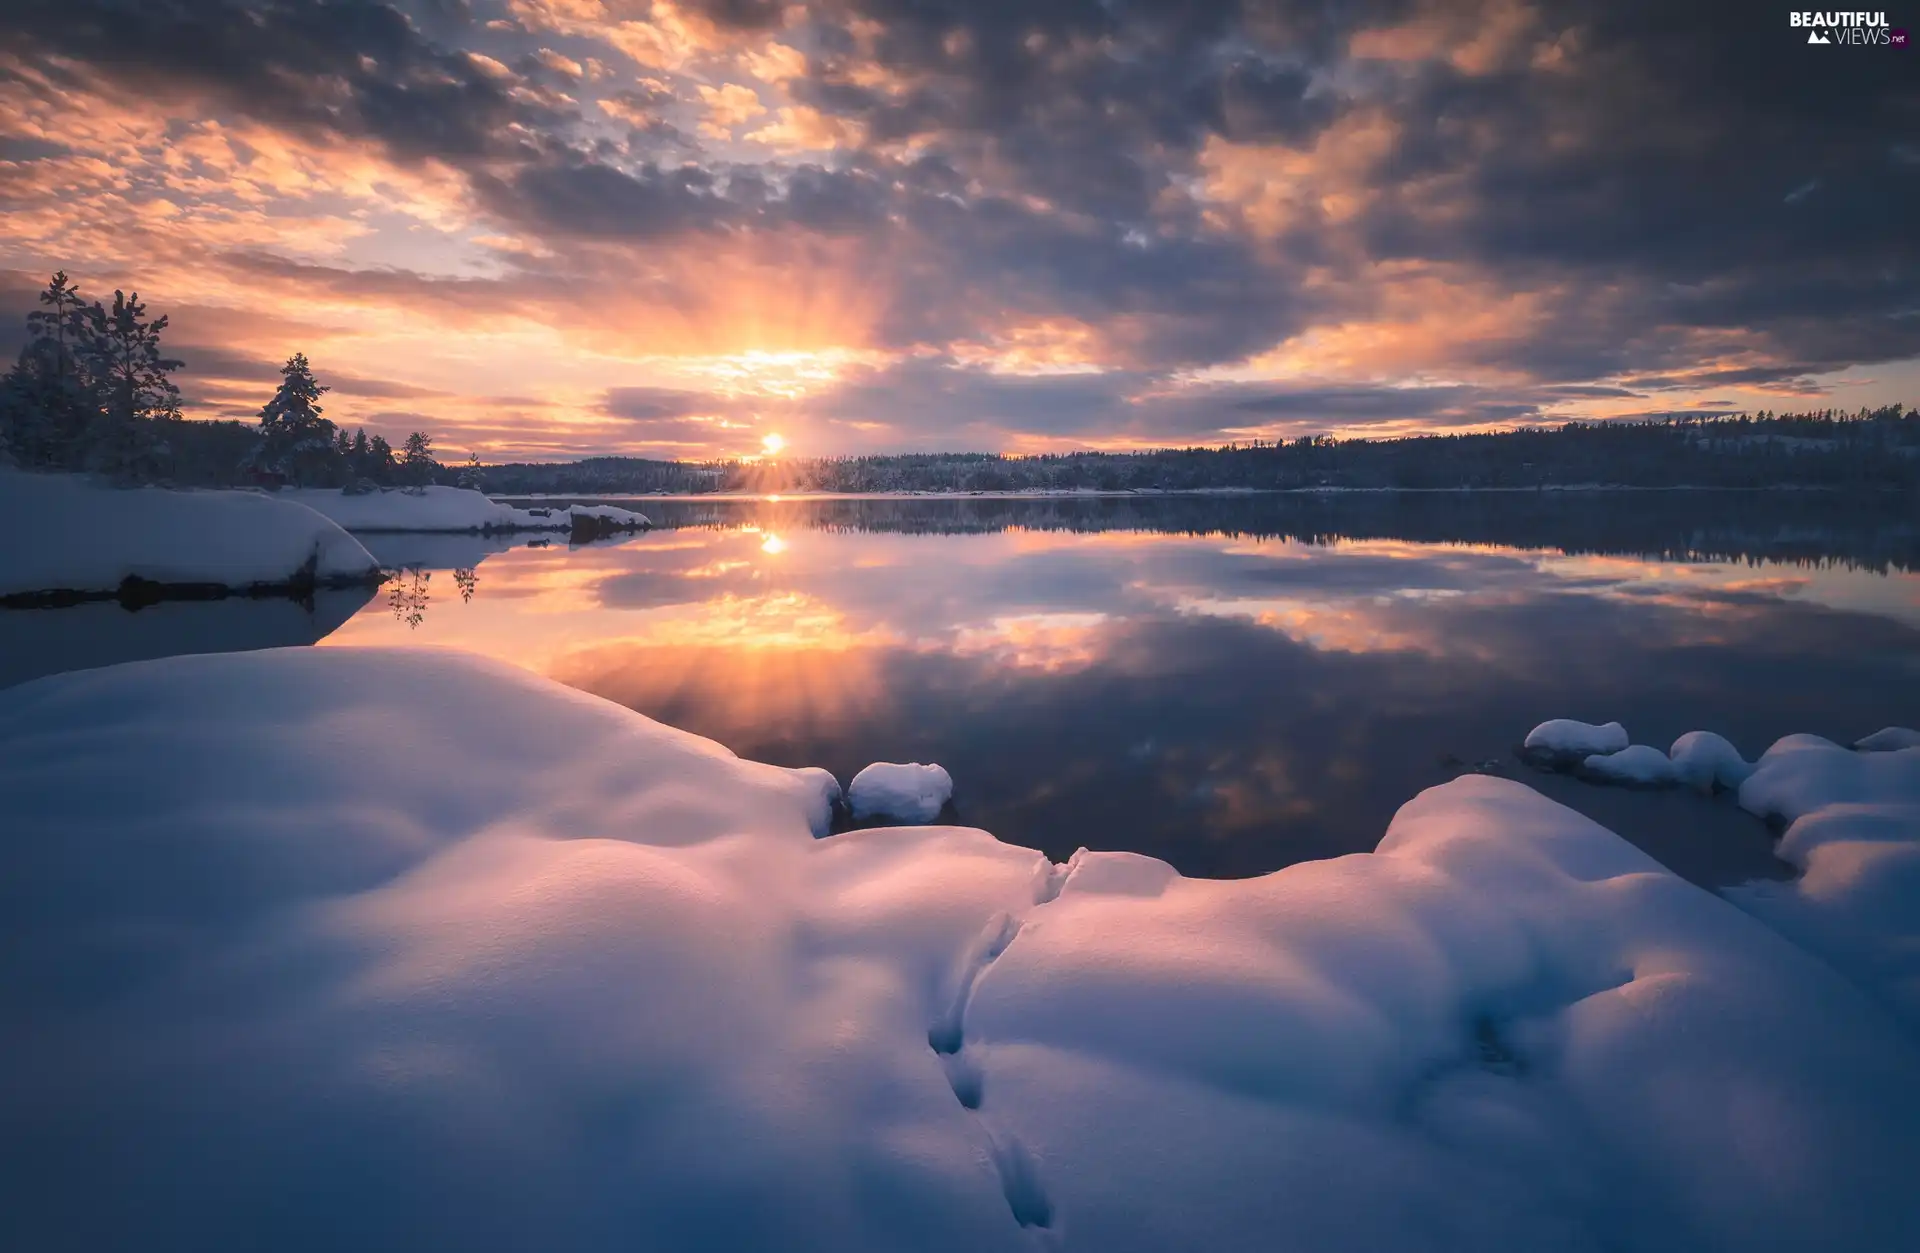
[456,451,482,489]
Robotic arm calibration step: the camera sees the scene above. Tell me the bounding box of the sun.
[761,433,786,455]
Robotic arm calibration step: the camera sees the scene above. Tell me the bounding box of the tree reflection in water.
[385,566,479,628]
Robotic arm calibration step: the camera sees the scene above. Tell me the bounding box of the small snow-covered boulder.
[1856,727,1920,753]
[1669,731,1754,793]
[1581,744,1677,787]
[1521,718,1628,767]
[786,766,843,838]
[848,761,953,824]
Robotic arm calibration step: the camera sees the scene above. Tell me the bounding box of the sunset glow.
[0,3,1910,462]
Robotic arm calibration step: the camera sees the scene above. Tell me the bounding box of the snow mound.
[1725,735,1920,1030]
[788,765,844,837]
[1856,727,1920,753]
[282,486,650,534]
[2,649,1919,1252]
[0,469,380,598]
[1668,730,1754,793]
[849,761,954,823]
[1522,718,1627,763]
[1580,744,1676,786]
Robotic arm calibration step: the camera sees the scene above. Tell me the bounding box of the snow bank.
[3,649,1919,1252]
[1725,735,1920,1030]
[1522,718,1627,763]
[849,761,954,823]
[1668,730,1754,793]
[281,486,650,534]
[1579,743,1676,786]
[1856,726,1920,752]
[0,469,380,598]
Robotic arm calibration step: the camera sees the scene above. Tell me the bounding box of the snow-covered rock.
[1668,730,1754,793]
[1856,727,1920,753]
[1579,743,1677,786]
[2,649,1919,1251]
[789,765,844,837]
[848,760,954,823]
[1726,735,1920,1032]
[0,469,380,599]
[282,486,650,534]
[1521,718,1628,765]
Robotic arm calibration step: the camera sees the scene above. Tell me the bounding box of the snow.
[1580,743,1676,785]
[849,761,955,823]
[1522,718,1628,761]
[280,485,650,534]
[3,647,1919,1251]
[789,764,844,837]
[0,468,380,598]
[1724,735,1920,1033]
[1668,730,1754,793]
[1856,726,1920,752]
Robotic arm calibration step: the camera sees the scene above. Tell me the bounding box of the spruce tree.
[252,353,342,486]
[367,433,396,484]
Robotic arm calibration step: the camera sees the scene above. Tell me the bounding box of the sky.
[1,0,1916,461]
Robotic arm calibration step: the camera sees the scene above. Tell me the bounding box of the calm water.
[7,492,1918,884]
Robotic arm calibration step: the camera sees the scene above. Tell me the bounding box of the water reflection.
[0,586,377,690]
[318,496,1920,884]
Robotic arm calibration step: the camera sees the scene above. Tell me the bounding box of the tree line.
[0,273,457,489]
[487,409,1920,495]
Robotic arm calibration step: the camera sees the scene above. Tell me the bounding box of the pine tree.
[456,451,482,489]
[84,290,182,424]
[79,290,183,481]
[252,353,342,486]
[400,430,437,487]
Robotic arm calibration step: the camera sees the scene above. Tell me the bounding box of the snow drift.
[0,469,381,599]
[1579,743,1676,786]
[1725,733,1920,1033]
[2,649,1918,1252]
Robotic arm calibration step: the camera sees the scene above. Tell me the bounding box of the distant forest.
[3,272,1916,494]
[486,409,1920,494]
[627,490,1920,575]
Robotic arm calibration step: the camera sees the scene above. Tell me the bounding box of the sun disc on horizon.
[762,433,786,455]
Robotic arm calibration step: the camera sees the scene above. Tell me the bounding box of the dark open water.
[7,491,1916,885]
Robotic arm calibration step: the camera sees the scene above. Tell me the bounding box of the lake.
[7,490,1916,885]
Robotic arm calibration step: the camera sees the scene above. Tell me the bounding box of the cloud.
[0,0,1912,457]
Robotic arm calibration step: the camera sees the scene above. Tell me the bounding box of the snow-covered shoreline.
[2,647,1917,1251]
[0,468,383,602]
[0,474,652,604]
[282,485,651,536]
